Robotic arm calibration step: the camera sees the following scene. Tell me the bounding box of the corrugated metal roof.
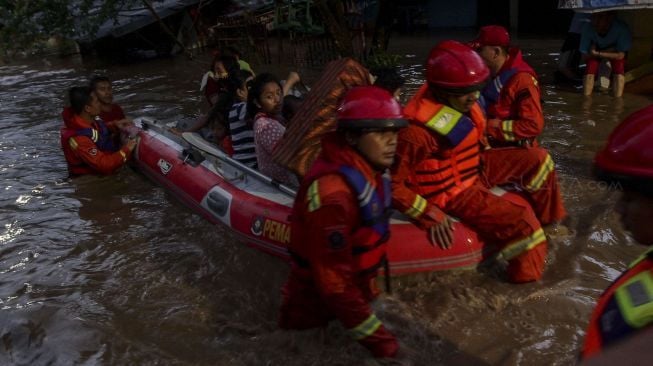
[558,0,653,12]
[89,0,202,39]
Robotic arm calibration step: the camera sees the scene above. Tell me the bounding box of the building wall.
[426,0,477,28]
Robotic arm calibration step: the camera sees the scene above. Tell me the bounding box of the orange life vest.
[581,248,653,360]
[404,94,486,207]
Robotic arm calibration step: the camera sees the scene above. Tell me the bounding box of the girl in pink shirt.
[247,73,298,186]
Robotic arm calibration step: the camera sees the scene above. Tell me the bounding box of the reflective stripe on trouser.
[481,147,566,225]
[499,227,546,261]
[349,314,382,340]
[445,183,548,282]
[279,269,399,358]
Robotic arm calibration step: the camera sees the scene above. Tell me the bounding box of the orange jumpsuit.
[392,85,550,282]
[60,112,132,176]
[482,48,543,147]
[479,48,567,224]
[280,134,398,358]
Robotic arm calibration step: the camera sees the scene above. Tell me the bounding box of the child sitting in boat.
[224,70,257,168]
[247,72,302,186]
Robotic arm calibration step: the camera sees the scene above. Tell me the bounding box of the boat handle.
[225,171,245,182]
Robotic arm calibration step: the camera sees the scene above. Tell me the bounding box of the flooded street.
[1,34,651,365]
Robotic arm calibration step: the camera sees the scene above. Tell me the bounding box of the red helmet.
[594,104,653,193]
[426,40,490,93]
[337,86,408,130]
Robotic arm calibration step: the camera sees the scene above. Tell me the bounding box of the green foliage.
[365,51,402,70]
[0,0,139,56]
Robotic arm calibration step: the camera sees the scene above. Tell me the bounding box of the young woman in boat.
[246,72,302,186]
[199,53,239,107]
[172,56,248,139]
[280,86,412,361]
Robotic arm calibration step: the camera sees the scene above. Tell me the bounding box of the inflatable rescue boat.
[131,117,519,275]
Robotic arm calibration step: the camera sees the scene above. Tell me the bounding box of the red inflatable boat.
[131,117,521,275]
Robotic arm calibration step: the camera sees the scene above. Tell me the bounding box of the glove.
[421,205,455,249]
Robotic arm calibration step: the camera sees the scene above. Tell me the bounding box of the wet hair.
[221,55,239,75]
[206,69,255,135]
[372,67,405,95]
[89,75,111,91]
[210,53,239,76]
[232,69,254,92]
[69,86,93,114]
[246,72,282,121]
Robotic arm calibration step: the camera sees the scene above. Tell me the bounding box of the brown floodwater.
[0,33,651,366]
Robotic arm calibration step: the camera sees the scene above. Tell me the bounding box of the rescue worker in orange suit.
[580,105,653,362]
[469,25,544,147]
[392,40,566,283]
[279,86,410,359]
[468,26,567,226]
[60,86,136,176]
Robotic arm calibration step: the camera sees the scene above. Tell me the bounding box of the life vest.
[291,159,392,277]
[581,247,653,360]
[406,99,486,208]
[99,104,126,123]
[60,114,119,176]
[479,48,538,114]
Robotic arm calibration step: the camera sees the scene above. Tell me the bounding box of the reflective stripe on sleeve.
[307,181,321,212]
[69,138,78,150]
[349,313,382,340]
[404,195,427,219]
[501,120,515,141]
[499,228,546,261]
